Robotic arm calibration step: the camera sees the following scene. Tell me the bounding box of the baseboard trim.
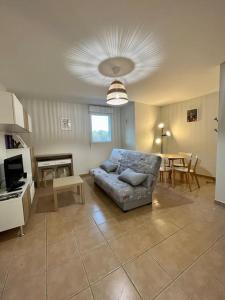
[215,200,225,207]
[196,174,215,181]
[80,172,215,180]
[80,173,90,178]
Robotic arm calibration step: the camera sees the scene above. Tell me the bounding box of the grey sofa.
[90,149,161,211]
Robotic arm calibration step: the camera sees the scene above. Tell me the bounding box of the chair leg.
[195,174,200,188]
[42,170,47,187]
[180,173,183,182]
[172,169,175,187]
[164,172,167,184]
[185,173,188,184]
[169,171,172,183]
[187,173,192,192]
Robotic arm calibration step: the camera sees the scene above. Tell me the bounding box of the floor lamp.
[155,123,171,153]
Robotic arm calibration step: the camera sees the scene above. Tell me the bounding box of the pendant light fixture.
[106,79,128,106]
[105,64,129,106]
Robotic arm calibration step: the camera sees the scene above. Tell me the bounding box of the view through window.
[91,114,112,143]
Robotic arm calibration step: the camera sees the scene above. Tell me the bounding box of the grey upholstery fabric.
[118,168,148,186]
[100,160,118,173]
[91,149,161,211]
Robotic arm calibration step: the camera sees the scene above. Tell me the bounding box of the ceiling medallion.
[98,57,135,77]
[66,26,162,86]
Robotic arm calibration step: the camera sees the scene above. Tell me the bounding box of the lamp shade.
[158,123,165,129]
[106,80,128,106]
[155,138,162,144]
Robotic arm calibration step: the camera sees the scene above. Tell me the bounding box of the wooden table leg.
[81,183,85,204]
[73,185,77,204]
[53,190,58,211]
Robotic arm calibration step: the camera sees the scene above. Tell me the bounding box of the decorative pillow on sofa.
[100,160,118,173]
[118,168,148,186]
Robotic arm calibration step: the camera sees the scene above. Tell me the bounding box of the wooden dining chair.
[160,157,172,184]
[173,152,192,168]
[173,155,200,191]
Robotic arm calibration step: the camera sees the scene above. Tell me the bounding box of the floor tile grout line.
[45,192,124,298]
[121,266,144,300]
[0,273,8,300]
[0,237,18,300]
[88,201,193,299]
[98,222,144,299]
[85,205,144,299]
[151,231,225,300]
[5,178,219,299]
[73,226,95,299]
[119,228,186,299]
[87,209,124,299]
[90,205,225,300]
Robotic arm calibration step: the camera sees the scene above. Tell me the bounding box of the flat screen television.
[4,154,24,191]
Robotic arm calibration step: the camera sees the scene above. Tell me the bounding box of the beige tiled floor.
[0,176,225,300]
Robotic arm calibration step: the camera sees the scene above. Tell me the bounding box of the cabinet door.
[12,95,25,128]
[22,186,31,224]
[0,91,14,124]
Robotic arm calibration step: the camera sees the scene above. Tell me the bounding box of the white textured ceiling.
[0,0,224,106]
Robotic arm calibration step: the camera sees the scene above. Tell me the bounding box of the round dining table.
[155,153,186,187]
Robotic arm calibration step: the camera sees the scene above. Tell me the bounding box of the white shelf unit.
[6,148,35,203]
[0,176,32,235]
[0,148,35,235]
[0,91,32,133]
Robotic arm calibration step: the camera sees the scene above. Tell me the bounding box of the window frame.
[90,113,112,144]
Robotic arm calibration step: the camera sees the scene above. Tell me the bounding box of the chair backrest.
[191,155,198,172]
[161,157,169,169]
[178,152,192,164]
[178,152,192,158]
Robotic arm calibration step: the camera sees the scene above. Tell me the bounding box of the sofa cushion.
[118,150,161,175]
[116,150,161,188]
[109,148,127,164]
[94,173,150,204]
[90,167,107,176]
[118,168,148,186]
[100,160,118,173]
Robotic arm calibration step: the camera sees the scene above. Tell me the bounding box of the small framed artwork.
[187,108,198,122]
[60,117,72,130]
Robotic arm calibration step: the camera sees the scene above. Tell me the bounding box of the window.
[91,114,112,143]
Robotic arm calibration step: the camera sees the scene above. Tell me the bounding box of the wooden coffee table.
[53,175,85,211]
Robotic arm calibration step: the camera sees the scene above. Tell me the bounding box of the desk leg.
[73,185,77,204]
[172,166,175,188]
[54,191,58,211]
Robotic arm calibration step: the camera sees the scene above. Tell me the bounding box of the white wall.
[135,103,160,153]
[21,98,121,174]
[120,102,136,150]
[161,92,218,176]
[215,62,225,204]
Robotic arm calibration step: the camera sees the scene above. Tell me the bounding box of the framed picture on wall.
[187,108,198,122]
[60,117,72,130]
